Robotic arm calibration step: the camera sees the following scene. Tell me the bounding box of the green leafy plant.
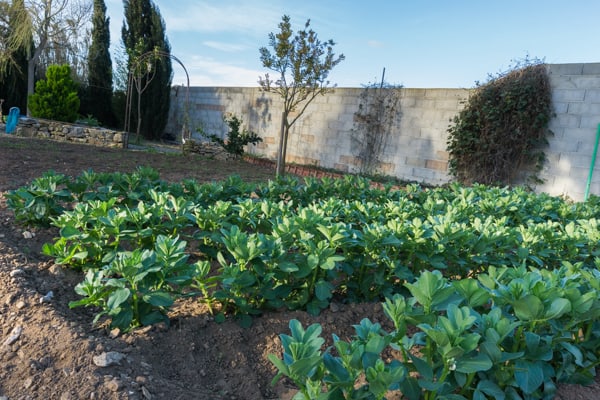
[201,113,262,157]
[28,64,80,123]
[69,235,197,331]
[8,168,600,344]
[75,114,100,127]
[270,265,600,399]
[6,171,72,226]
[447,57,553,185]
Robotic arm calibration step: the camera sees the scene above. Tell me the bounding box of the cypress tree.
[86,0,115,127]
[122,0,172,140]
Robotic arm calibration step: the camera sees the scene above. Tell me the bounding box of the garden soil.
[0,135,598,400]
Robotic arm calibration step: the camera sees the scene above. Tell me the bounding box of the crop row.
[273,264,600,399]
[6,167,600,398]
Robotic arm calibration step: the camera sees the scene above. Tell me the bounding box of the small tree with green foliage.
[28,64,80,122]
[201,113,262,157]
[259,15,345,176]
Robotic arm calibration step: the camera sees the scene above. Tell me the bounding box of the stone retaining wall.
[13,118,127,148]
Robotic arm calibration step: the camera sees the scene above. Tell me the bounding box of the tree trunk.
[26,58,35,116]
[275,111,287,177]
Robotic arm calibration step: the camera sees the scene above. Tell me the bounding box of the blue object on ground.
[5,107,20,134]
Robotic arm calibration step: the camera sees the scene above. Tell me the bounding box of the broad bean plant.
[7,168,600,397]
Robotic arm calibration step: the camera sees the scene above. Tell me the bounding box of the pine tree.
[122,0,172,140]
[85,0,115,127]
[28,64,80,123]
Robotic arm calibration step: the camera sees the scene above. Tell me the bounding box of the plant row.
[7,167,600,398]
[271,265,600,399]
[6,168,600,329]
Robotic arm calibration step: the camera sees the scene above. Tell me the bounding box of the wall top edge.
[173,63,600,91]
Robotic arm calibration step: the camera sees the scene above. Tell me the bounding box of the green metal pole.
[584,123,600,201]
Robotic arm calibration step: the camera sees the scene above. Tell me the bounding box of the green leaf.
[514,360,544,394]
[513,294,543,321]
[315,280,333,301]
[237,314,253,328]
[323,353,350,382]
[320,255,344,270]
[408,353,433,380]
[560,342,584,367]
[140,310,167,326]
[476,380,505,400]
[399,377,421,400]
[60,225,80,239]
[110,307,134,331]
[268,353,290,376]
[143,291,174,307]
[107,288,130,310]
[455,353,492,373]
[289,356,323,380]
[278,261,299,272]
[544,297,571,320]
[214,313,226,323]
[365,335,387,354]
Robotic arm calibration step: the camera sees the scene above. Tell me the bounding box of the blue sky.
[105,0,600,88]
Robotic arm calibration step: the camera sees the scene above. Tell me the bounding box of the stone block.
[552,89,586,103]
[555,114,581,128]
[580,116,600,129]
[567,102,600,115]
[300,134,315,144]
[405,157,426,168]
[412,166,450,184]
[333,163,349,172]
[425,159,448,171]
[339,154,361,165]
[436,150,450,161]
[377,162,396,174]
[584,90,600,103]
[569,76,600,89]
[582,63,600,75]
[547,63,584,76]
[569,166,591,179]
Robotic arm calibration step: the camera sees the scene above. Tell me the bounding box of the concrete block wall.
[166,63,600,201]
[166,86,466,186]
[534,63,600,200]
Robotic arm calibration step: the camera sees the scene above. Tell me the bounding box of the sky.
[105,0,600,89]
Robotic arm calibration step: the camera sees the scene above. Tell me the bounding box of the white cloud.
[202,41,247,53]
[158,1,282,35]
[367,40,384,48]
[173,56,262,87]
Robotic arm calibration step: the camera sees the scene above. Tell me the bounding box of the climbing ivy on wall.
[446,59,553,185]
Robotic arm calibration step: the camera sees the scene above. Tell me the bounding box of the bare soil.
[0,135,598,400]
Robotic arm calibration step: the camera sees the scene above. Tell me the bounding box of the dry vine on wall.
[351,72,403,175]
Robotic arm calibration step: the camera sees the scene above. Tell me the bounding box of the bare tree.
[2,0,92,114]
[259,15,345,176]
[0,0,31,75]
